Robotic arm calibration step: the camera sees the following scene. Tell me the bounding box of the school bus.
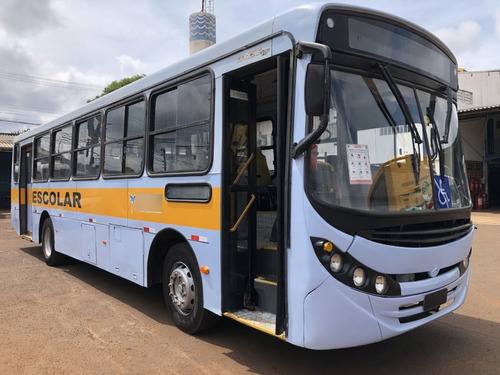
[11,3,473,349]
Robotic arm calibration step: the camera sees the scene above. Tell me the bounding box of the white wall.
[458,70,500,110]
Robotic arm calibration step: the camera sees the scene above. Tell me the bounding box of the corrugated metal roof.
[0,134,15,150]
[458,104,500,114]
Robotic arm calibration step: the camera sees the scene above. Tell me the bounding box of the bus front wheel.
[41,219,64,266]
[163,243,218,334]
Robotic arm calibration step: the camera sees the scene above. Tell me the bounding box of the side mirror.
[305,64,327,116]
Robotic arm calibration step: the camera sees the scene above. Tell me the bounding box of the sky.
[1,0,499,133]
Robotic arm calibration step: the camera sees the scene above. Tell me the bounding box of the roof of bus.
[14,2,454,144]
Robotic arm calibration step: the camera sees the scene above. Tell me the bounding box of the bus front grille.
[360,219,473,247]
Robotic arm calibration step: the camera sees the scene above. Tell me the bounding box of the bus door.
[19,145,33,238]
[222,78,258,312]
[222,59,287,336]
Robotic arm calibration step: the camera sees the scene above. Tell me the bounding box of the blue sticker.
[434,175,451,208]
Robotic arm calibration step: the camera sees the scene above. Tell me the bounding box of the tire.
[41,219,64,266]
[163,243,218,334]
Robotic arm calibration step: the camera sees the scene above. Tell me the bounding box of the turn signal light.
[322,241,334,253]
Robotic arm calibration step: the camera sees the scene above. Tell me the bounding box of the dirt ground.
[1,208,499,374]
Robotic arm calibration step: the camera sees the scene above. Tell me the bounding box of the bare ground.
[1,209,499,374]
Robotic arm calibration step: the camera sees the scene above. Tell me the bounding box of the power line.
[0,104,64,116]
[0,104,61,126]
[0,111,57,125]
[0,69,103,92]
[0,118,41,126]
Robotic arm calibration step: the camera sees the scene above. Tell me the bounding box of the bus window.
[104,100,145,176]
[13,144,19,184]
[150,74,211,174]
[51,125,72,180]
[74,115,101,178]
[34,133,50,181]
[256,119,275,176]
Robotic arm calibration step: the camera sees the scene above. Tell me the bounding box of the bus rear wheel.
[41,219,64,266]
[163,243,218,334]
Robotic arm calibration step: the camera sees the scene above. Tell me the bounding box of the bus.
[11,3,473,349]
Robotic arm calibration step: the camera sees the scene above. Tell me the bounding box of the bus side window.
[51,125,72,180]
[104,100,145,177]
[152,139,174,173]
[34,133,50,182]
[150,74,211,174]
[74,115,101,178]
[191,131,209,169]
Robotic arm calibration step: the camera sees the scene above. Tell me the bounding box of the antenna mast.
[202,0,214,14]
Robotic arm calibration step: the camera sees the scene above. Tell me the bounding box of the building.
[0,134,14,208]
[458,70,500,208]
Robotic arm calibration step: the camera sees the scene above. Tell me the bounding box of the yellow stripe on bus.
[129,187,221,230]
[26,187,221,231]
[11,188,19,204]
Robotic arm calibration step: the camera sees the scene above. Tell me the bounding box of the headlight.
[375,275,388,294]
[311,237,402,296]
[353,267,366,287]
[459,250,472,276]
[329,253,343,273]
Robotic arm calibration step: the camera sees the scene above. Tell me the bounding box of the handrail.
[229,194,256,232]
[233,153,254,185]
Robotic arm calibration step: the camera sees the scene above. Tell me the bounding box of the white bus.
[11,3,473,349]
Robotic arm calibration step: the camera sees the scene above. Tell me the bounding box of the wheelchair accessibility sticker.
[434,175,451,208]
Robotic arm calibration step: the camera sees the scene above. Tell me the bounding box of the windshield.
[306,69,471,212]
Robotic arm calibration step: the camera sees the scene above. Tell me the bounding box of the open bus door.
[222,78,259,312]
[19,144,32,238]
[221,56,288,337]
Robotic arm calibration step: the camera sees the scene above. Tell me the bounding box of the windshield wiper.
[377,63,422,184]
[377,64,422,144]
[426,105,446,179]
[443,86,452,144]
[363,77,399,132]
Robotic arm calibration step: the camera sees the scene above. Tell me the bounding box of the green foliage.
[87,74,146,102]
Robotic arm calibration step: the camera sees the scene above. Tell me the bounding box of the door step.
[223,309,284,339]
[254,275,277,313]
[257,211,277,248]
[21,234,33,242]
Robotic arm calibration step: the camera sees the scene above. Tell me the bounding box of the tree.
[87,74,146,102]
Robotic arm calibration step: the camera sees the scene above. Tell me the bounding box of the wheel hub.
[168,262,195,315]
[42,225,52,259]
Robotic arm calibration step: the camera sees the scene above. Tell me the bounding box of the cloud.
[436,21,482,53]
[496,8,500,39]
[0,0,61,36]
[434,20,482,54]
[115,55,147,77]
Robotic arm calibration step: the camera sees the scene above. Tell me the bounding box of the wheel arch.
[38,210,51,244]
[147,228,193,287]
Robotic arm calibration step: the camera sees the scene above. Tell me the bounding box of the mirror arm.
[296,41,332,60]
[293,42,332,159]
[292,114,329,158]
